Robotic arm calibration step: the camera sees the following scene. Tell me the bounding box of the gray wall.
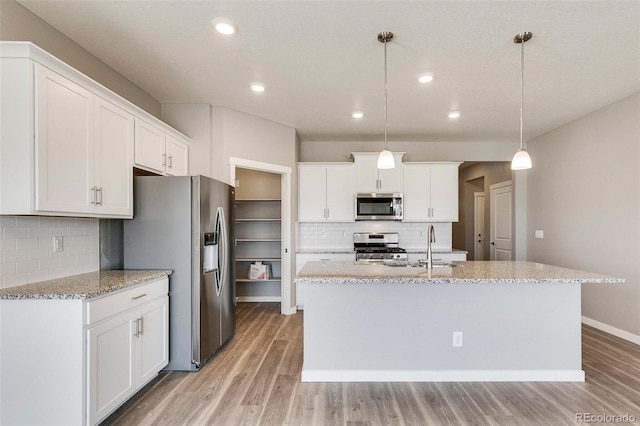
[527,92,640,336]
[0,0,161,117]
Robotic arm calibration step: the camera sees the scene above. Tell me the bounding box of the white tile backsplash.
[297,222,453,251]
[0,216,99,289]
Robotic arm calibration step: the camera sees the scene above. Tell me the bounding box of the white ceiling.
[17,1,640,143]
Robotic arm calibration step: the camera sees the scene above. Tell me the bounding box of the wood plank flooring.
[103,303,640,425]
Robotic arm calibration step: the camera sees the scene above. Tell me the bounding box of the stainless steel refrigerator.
[123,175,235,371]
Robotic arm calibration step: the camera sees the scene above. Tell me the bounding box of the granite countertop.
[406,249,468,254]
[297,249,355,254]
[294,260,624,285]
[0,270,172,300]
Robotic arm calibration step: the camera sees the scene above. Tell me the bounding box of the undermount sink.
[382,260,462,268]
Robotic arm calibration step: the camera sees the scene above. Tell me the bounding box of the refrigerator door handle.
[216,206,227,296]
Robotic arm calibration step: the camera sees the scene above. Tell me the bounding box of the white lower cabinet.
[0,277,168,426]
[295,253,355,309]
[87,295,168,425]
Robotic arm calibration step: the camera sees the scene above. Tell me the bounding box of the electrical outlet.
[452,331,463,347]
[53,236,63,252]
[321,232,327,239]
[535,230,544,239]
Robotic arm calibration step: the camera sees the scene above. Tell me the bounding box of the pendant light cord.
[520,33,524,150]
[384,38,388,150]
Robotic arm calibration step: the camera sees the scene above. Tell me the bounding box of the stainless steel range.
[354,232,408,262]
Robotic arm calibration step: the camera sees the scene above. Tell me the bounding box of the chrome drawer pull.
[131,293,147,300]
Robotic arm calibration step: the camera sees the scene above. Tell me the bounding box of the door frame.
[229,157,295,315]
[473,192,485,260]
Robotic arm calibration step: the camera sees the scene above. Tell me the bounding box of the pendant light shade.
[511,148,532,170]
[511,31,533,171]
[377,149,395,169]
[377,31,395,170]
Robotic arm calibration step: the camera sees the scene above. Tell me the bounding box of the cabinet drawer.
[86,277,168,325]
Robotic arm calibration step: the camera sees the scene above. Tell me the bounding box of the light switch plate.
[53,236,63,252]
[535,230,544,239]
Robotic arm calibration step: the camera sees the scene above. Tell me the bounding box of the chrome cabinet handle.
[96,187,102,206]
[131,293,147,300]
[138,317,144,336]
[162,153,167,166]
[90,187,96,205]
[168,155,173,168]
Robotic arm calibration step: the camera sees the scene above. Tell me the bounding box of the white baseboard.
[236,296,281,303]
[582,316,640,345]
[301,369,585,382]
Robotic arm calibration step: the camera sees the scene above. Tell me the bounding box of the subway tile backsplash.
[0,216,99,289]
[297,222,452,251]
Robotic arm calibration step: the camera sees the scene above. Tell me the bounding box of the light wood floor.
[104,302,640,425]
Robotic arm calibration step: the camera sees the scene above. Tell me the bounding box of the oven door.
[355,193,403,221]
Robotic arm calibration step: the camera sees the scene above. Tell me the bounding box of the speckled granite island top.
[0,270,172,300]
[295,260,624,285]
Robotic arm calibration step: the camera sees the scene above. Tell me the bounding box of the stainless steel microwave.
[355,193,403,221]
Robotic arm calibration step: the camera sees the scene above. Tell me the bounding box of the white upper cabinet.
[0,42,190,218]
[352,152,404,193]
[35,66,134,217]
[94,97,134,216]
[403,162,461,222]
[134,119,189,176]
[36,65,94,214]
[165,135,189,176]
[299,163,355,222]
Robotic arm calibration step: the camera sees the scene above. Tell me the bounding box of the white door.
[36,65,94,214]
[94,97,134,216]
[136,297,169,385]
[354,154,379,193]
[473,192,485,260]
[325,164,355,221]
[87,312,135,425]
[429,164,459,221]
[490,181,513,260]
[134,119,165,174]
[298,164,327,221]
[165,135,189,176]
[402,164,430,221]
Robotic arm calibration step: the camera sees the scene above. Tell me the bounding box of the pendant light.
[511,31,533,170]
[377,31,395,169]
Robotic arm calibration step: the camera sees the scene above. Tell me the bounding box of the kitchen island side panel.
[303,282,583,381]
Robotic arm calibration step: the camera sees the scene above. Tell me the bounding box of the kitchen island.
[295,260,623,382]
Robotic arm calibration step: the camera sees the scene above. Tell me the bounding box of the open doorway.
[452,162,513,260]
[229,157,294,315]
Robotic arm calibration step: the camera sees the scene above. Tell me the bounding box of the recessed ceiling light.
[417,73,434,84]
[352,111,364,119]
[250,83,265,92]
[212,18,237,35]
[448,111,461,119]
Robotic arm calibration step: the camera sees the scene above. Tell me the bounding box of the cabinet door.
[354,154,379,193]
[134,119,166,173]
[165,135,189,176]
[378,153,404,192]
[325,164,355,221]
[87,312,135,425]
[94,97,134,216]
[136,297,169,385]
[298,165,327,221]
[429,164,459,221]
[36,65,94,214]
[402,165,430,221]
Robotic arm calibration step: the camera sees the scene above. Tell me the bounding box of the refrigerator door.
[197,176,222,366]
[220,184,236,345]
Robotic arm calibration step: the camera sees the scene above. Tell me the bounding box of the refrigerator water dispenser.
[203,232,218,273]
